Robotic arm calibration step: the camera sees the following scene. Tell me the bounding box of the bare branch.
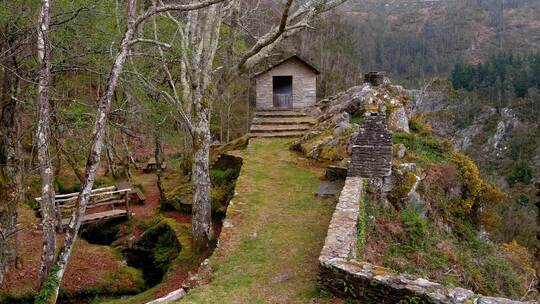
[128,38,171,48]
[135,0,228,27]
[51,6,90,27]
[235,0,294,72]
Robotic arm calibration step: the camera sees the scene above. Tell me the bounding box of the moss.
[350,114,363,125]
[392,132,449,166]
[357,196,367,257]
[389,171,418,204]
[35,265,60,304]
[128,221,182,287]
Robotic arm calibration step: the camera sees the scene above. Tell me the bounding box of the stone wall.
[318,175,534,304]
[319,176,363,262]
[255,57,317,109]
[348,112,393,178]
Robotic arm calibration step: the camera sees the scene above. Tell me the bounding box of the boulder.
[388,106,410,132]
[396,144,407,159]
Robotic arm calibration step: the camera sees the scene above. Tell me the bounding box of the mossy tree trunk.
[0,33,21,284]
[154,132,166,202]
[192,97,214,252]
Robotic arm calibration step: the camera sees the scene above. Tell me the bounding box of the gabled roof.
[253,55,320,77]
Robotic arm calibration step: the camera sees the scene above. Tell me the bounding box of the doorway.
[272,76,293,108]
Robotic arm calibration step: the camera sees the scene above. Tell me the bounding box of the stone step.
[255,111,308,118]
[255,108,306,112]
[250,124,310,133]
[249,131,305,138]
[252,117,316,125]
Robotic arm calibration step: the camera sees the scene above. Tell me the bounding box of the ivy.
[35,265,60,304]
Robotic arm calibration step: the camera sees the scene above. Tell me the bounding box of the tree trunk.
[0,42,20,284]
[36,0,57,286]
[191,96,213,252]
[35,1,139,302]
[105,129,117,178]
[154,133,166,202]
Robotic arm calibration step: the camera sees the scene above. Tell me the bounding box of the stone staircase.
[249,109,316,138]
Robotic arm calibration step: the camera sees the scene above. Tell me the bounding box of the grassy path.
[179,139,338,304]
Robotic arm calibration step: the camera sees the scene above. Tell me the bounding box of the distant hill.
[336,0,540,80]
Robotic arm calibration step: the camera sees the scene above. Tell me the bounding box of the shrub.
[506,160,534,187]
[400,208,428,248]
[450,151,482,202]
[409,114,433,136]
[450,152,506,228]
[393,132,449,165]
[389,171,418,204]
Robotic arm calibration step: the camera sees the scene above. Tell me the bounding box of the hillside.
[335,0,540,80]
[292,81,538,300]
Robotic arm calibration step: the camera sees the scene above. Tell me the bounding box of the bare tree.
[35,1,227,302]
[166,0,349,251]
[36,0,57,286]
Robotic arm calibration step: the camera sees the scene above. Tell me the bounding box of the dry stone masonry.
[348,112,393,178]
[319,176,363,261]
[364,71,385,86]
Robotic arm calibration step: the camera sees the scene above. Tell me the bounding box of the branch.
[51,6,90,27]
[235,0,294,72]
[128,38,171,48]
[135,0,228,27]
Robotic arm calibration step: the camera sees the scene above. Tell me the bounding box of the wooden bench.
[143,157,167,173]
[117,182,146,204]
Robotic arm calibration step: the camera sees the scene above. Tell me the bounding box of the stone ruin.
[348,112,392,178]
[364,71,385,86]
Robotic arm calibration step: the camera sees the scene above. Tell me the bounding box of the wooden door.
[272,76,293,108]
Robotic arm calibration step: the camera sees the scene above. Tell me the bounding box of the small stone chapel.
[253,55,320,110]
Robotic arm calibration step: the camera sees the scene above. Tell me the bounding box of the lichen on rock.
[292,83,410,162]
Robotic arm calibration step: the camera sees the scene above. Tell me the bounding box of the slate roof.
[253,55,320,77]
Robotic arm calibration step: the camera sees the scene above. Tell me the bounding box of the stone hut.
[253,55,319,109]
[348,112,392,178]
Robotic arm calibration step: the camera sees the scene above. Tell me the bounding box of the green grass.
[364,200,527,299]
[393,132,450,166]
[178,139,336,304]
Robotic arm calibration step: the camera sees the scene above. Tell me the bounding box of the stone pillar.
[364,72,385,86]
[348,112,392,178]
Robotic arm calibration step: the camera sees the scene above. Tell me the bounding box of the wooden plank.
[61,209,128,227]
[36,186,116,201]
[134,188,146,202]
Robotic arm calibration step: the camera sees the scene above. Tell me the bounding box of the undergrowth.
[364,201,527,298]
[361,116,533,299]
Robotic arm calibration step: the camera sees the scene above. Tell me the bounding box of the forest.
[0,0,539,303]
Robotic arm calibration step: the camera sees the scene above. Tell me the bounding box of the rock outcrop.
[292,83,410,162]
